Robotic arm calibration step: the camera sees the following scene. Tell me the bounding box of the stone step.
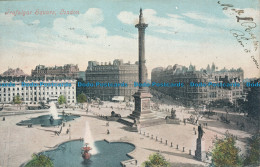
[128,112,163,120]
[117,118,134,127]
[139,118,166,127]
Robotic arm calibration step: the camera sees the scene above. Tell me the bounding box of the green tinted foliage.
[77,93,87,103]
[25,154,53,167]
[58,95,66,105]
[244,134,260,166]
[13,95,22,104]
[211,134,242,167]
[142,153,170,167]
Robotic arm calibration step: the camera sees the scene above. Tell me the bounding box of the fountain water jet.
[84,121,98,155]
[49,101,59,119]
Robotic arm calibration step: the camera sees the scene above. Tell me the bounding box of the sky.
[0,0,259,78]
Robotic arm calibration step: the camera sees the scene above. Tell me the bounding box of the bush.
[142,153,170,167]
[244,134,260,166]
[211,133,243,167]
[25,154,53,167]
[58,95,66,105]
[13,95,22,104]
[77,93,87,103]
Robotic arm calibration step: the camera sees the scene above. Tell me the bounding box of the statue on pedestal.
[195,124,204,161]
[165,108,180,124]
[198,124,204,139]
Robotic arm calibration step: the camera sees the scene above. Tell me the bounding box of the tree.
[211,133,243,167]
[244,79,260,118]
[58,95,66,105]
[142,153,170,167]
[77,93,87,103]
[25,154,54,167]
[244,134,260,166]
[13,95,22,105]
[13,95,22,109]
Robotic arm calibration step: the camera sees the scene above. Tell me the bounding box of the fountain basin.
[17,114,80,127]
[24,140,135,167]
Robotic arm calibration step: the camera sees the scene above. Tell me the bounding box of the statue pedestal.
[129,91,165,127]
[118,90,165,127]
[129,91,152,119]
[166,118,180,124]
[195,138,202,161]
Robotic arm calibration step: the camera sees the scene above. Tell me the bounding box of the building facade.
[85,59,138,101]
[0,76,76,104]
[31,64,79,79]
[151,63,244,105]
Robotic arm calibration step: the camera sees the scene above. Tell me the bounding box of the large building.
[85,59,138,101]
[151,63,244,105]
[0,76,76,105]
[31,64,79,79]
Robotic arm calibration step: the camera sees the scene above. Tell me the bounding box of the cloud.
[117,9,219,35]
[0,7,259,78]
[0,13,25,26]
[117,11,137,25]
[31,20,40,25]
[53,8,107,43]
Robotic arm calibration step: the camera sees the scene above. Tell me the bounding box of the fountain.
[49,101,59,119]
[26,140,135,167]
[17,102,80,127]
[84,121,98,155]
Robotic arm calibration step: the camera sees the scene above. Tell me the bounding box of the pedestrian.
[66,128,69,134]
[3,117,5,121]
[55,131,59,136]
[107,129,110,135]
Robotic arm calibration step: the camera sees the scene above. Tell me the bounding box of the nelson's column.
[127,9,165,127]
